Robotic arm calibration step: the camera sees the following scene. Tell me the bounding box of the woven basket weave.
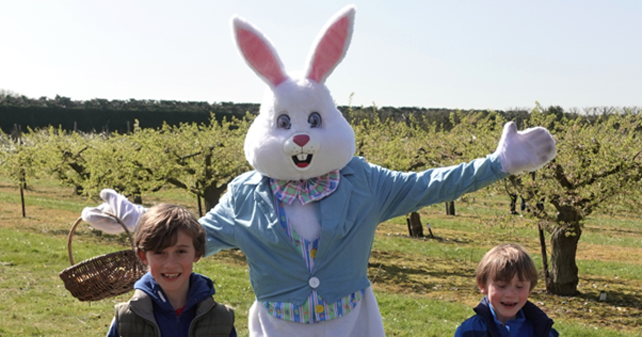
[59,213,147,301]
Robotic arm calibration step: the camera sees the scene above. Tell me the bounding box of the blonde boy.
[454,244,558,337]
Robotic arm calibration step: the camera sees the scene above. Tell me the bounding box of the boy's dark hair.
[476,243,538,291]
[134,203,206,258]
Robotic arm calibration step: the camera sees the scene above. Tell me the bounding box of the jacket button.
[308,277,320,288]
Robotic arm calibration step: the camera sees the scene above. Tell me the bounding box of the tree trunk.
[203,184,226,213]
[445,201,456,216]
[509,194,518,214]
[132,188,143,204]
[547,220,581,295]
[406,212,423,237]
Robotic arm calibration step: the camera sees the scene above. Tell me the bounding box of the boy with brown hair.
[454,243,558,337]
[107,203,236,337]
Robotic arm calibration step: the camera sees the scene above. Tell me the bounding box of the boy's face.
[479,274,531,324]
[138,230,200,299]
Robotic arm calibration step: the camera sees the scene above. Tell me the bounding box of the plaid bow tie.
[270,170,340,205]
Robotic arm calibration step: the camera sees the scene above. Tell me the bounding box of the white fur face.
[244,77,355,180]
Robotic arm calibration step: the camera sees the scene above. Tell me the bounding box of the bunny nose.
[293,134,310,147]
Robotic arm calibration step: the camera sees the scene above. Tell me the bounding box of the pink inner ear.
[307,16,350,83]
[237,28,287,87]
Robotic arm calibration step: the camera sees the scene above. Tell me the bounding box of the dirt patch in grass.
[577,243,642,262]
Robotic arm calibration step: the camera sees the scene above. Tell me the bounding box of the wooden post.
[426,223,434,238]
[538,222,551,291]
[20,181,26,218]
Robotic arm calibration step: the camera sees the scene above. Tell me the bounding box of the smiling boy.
[454,244,559,337]
[107,203,236,337]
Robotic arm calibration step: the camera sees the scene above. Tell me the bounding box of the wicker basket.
[59,212,147,301]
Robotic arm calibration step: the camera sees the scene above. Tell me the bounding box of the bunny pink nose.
[293,134,310,147]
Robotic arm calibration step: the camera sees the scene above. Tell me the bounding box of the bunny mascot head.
[233,6,356,180]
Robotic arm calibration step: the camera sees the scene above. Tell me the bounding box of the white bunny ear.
[305,5,356,84]
[232,16,288,88]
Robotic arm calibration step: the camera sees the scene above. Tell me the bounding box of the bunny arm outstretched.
[81,121,555,234]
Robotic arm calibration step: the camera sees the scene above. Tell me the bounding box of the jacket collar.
[474,297,502,337]
[474,296,554,337]
[133,272,216,315]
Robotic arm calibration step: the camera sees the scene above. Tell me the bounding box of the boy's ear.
[138,250,148,265]
[478,282,488,294]
[193,256,201,263]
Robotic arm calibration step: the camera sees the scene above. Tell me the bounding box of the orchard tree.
[154,115,252,213]
[0,129,40,216]
[511,106,642,295]
[81,125,168,203]
[31,126,97,195]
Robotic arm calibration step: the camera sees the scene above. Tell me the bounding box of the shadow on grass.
[368,250,477,294]
[576,275,642,310]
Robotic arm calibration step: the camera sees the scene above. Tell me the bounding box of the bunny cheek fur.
[244,77,356,181]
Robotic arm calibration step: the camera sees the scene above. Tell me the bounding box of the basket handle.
[67,212,136,266]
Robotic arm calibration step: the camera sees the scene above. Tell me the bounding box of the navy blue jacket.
[454,296,558,337]
[107,272,236,337]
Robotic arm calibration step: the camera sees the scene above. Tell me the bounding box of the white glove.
[81,189,147,234]
[494,121,556,175]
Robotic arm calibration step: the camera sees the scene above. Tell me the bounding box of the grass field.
[0,177,641,336]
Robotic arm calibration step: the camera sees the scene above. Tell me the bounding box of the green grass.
[1,180,641,336]
[578,259,642,281]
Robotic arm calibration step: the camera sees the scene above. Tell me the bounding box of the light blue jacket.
[200,155,507,306]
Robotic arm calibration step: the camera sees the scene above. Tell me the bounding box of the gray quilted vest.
[114,289,234,337]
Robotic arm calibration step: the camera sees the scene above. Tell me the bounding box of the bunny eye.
[277,114,291,129]
[308,112,322,128]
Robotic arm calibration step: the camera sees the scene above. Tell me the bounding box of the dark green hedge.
[0,105,256,134]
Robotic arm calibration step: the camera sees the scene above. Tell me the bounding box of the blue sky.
[0,1,639,111]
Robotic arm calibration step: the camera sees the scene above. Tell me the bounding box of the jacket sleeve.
[365,154,508,222]
[200,190,239,257]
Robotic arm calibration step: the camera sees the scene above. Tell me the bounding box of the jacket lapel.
[252,174,302,254]
[316,166,354,261]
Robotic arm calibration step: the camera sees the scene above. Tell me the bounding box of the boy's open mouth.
[501,302,517,308]
[162,273,181,279]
